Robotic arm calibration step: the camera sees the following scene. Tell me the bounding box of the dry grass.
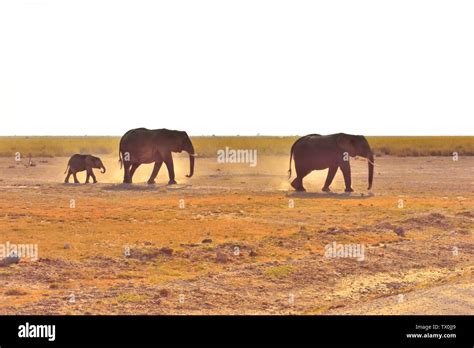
[0,136,119,158]
[0,136,472,158]
[0,155,472,314]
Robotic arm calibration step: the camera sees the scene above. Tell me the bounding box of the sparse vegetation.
[0,149,472,314]
[5,289,28,296]
[264,265,295,278]
[113,293,148,303]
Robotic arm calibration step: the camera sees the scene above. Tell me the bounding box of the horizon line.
[0,134,473,137]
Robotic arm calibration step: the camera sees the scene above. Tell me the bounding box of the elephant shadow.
[101,183,191,192]
[287,191,374,200]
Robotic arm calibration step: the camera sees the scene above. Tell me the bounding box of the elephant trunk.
[100,162,106,173]
[187,154,195,178]
[367,151,374,190]
[186,143,195,178]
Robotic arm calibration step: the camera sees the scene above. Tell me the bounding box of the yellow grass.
[264,265,295,279]
[0,136,472,158]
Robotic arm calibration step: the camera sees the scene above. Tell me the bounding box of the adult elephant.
[288,133,374,192]
[119,128,196,184]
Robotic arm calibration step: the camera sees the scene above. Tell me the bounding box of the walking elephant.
[288,133,374,192]
[64,154,106,184]
[119,128,196,184]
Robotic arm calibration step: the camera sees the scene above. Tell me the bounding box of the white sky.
[0,0,473,136]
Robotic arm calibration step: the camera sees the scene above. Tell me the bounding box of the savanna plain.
[0,136,473,314]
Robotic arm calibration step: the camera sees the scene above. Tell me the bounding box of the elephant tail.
[64,163,69,174]
[288,143,295,179]
[118,151,123,169]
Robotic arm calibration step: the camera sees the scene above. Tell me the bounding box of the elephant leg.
[322,166,338,192]
[129,164,140,181]
[123,163,132,183]
[340,162,353,192]
[164,154,177,185]
[72,172,80,184]
[147,160,163,184]
[65,170,72,183]
[85,171,91,184]
[90,170,97,183]
[291,166,309,191]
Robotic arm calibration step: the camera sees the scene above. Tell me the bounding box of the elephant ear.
[85,156,95,168]
[85,155,97,168]
[180,131,188,149]
[336,134,357,157]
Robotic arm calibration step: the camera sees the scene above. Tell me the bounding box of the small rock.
[202,238,213,244]
[0,254,21,267]
[429,213,445,219]
[144,241,152,246]
[394,227,405,237]
[216,251,229,263]
[249,250,257,257]
[159,289,170,297]
[64,243,71,249]
[159,247,173,256]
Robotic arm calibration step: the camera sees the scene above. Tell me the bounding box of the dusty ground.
[0,154,472,314]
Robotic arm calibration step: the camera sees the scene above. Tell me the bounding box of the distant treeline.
[0,136,472,157]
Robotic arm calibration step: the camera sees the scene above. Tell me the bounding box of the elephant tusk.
[189,153,198,157]
[354,156,376,166]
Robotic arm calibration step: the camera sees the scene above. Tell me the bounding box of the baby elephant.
[64,154,106,184]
